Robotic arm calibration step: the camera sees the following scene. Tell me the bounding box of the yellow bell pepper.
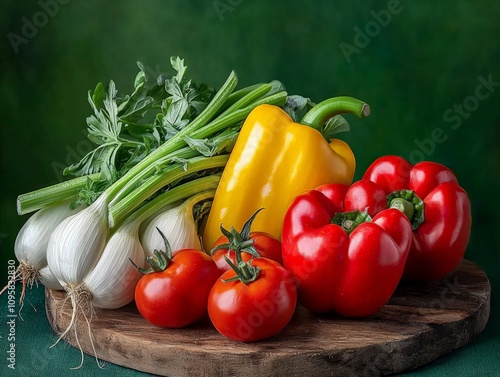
[202,96,370,250]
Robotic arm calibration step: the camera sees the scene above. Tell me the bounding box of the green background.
[0,0,498,375]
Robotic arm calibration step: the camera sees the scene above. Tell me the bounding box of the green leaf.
[64,143,119,177]
[117,62,168,124]
[284,95,315,122]
[171,157,189,171]
[103,81,120,136]
[69,174,111,209]
[185,82,215,115]
[158,72,215,141]
[182,136,211,156]
[267,80,286,96]
[66,81,136,177]
[183,127,240,157]
[193,201,212,223]
[136,61,167,90]
[91,82,107,110]
[322,115,350,139]
[64,56,214,184]
[170,56,187,83]
[117,145,148,176]
[133,69,146,90]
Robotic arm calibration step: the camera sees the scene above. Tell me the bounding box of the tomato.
[134,247,220,328]
[209,209,283,275]
[211,231,282,275]
[207,258,297,342]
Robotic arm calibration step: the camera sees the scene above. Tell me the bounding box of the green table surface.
[0,281,498,377]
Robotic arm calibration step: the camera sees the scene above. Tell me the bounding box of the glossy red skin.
[134,249,220,328]
[211,231,283,276]
[208,258,297,342]
[281,187,412,317]
[316,180,387,217]
[363,156,471,281]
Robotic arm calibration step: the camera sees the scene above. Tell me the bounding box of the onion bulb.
[45,177,217,368]
[140,193,212,256]
[0,200,82,309]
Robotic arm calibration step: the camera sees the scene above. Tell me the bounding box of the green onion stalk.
[16,73,287,228]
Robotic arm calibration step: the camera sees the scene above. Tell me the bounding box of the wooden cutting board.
[45,260,490,377]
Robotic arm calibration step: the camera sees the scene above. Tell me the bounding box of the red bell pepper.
[363,155,472,282]
[281,183,412,317]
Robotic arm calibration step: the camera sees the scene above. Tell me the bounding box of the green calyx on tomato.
[130,227,172,274]
[213,209,266,284]
[331,210,372,234]
[222,252,261,285]
[211,208,265,259]
[386,189,425,230]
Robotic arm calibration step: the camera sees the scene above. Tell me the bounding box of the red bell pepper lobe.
[281,186,412,317]
[363,155,472,282]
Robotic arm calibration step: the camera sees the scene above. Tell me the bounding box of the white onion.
[9,201,82,296]
[140,197,203,256]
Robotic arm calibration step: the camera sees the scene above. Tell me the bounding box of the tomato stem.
[130,227,172,274]
[215,208,266,284]
[222,258,261,285]
[238,262,256,281]
[210,208,264,257]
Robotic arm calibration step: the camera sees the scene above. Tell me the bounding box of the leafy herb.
[64,57,215,182]
[155,59,215,140]
[183,126,240,157]
[64,81,146,178]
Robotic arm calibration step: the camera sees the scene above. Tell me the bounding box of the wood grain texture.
[45,260,490,377]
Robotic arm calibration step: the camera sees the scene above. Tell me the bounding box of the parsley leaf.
[64,81,130,177]
[156,59,215,140]
[63,56,215,179]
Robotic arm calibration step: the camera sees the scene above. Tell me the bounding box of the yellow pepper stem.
[300,96,370,139]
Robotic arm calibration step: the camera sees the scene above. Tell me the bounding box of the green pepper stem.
[389,198,415,221]
[331,210,372,234]
[300,96,370,139]
[387,189,425,230]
